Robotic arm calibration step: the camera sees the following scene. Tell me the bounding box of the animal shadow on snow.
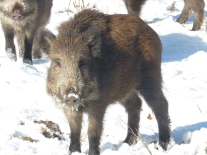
[32,58,49,65]
[147,18,167,24]
[138,121,207,146]
[172,121,207,144]
[160,33,207,62]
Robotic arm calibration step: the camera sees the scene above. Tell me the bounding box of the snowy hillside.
[0,0,207,154]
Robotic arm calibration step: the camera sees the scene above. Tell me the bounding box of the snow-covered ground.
[0,0,207,154]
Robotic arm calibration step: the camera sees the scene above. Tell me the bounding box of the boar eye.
[52,59,61,68]
[79,58,89,69]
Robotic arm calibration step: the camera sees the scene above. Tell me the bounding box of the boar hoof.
[6,48,17,62]
[19,51,24,58]
[68,144,81,155]
[23,58,33,65]
[123,135,137,145]
[159,140,169,151]
[33,50,42,59]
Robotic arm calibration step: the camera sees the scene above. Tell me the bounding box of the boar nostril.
[12,10,24,21]
[12,14,24,21]
[64,96,80,104]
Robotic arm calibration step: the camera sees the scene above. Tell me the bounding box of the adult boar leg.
[23,29,38,65]
[138,66,170,150]
[2,26,17,62]
[123,0,146,16]
[191,0,205,31]
[87,104,106,155]
[176,0,192,24]
[23,37,34,65]
[121,90,142,145]
[66,110,83,154]
[32,30,42,59]
[16,32,25,58]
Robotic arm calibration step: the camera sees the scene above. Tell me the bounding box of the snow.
[0,0,207,154]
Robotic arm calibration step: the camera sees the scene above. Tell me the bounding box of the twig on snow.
[197,104,202,113]
[121,120,152,155]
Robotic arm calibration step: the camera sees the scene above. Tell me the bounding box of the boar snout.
[64,95,80,105]
[63,94,82,111]
[12,9,24,21]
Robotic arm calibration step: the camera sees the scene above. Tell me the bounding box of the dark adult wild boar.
[124,0,205,31]
[0,0,53,65]
[176,0,205,31]
[47,9,171,155]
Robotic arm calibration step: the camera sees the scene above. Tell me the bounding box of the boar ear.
[84,26,101,58]
[43,29,56,45]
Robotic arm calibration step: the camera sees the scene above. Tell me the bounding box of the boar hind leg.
[191,0,205,31]
[138,67,170,150]
[87,104,106,155]
[66,110,83,154]
[121,90,142,145]
[2,26,17,62]
[176,1,192,24]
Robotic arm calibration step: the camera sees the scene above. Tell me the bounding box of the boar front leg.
[2,25,17,62]
[23,29,38,65]
[23,37,33,65]
[16,32,25,58]
[66,110,83,154]
[87,104,107,155]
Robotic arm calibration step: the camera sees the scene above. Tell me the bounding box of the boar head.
[47,24,102,111]
[0,0,38,25]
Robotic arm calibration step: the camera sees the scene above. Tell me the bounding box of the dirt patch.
[34,120,66,141]
[19,136,39,143]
